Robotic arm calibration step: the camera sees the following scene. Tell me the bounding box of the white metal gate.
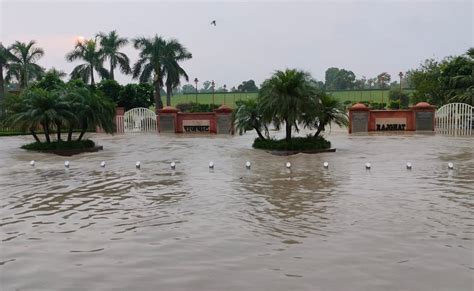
[123,108,157,133]
[435,103,473,136]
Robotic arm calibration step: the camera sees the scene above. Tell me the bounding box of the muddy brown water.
[0,130,473,290]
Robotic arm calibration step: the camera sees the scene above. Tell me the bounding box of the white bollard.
[136,161,141,169]
[448,162,454,170]
[365,162,371,170]
[245,161,251,169]
[406,162,412,170]
[286,162,291,169]
[323,162,329,169]
[171,161,176,170]
[100,161,106,168]
[209,161,214,169]
[30,160,35,167]
[65,161,70,168]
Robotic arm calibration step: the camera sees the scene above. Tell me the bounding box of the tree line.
[0,30,192,112]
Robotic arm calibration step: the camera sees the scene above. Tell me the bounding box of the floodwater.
[0,129,473,291]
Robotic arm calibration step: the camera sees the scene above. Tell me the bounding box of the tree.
[237,80,258,92]
[258,69,319,141]
[234,99,268,140]
[118,83,153,110]
[324,67,356,89]
[96,30,131,80]
[66,39,108,85]
[162,39,192,106]
[377,72,391,88]
[97,79,122,103]
[6,40,45,89]
[0,43,14,115]
[32,69,65,91]
[201,80,212,92]
[444,48,474,105]
[132,35,168,110]
[388,88,410,109]
[181,84,195,93]
[311,93,348,137]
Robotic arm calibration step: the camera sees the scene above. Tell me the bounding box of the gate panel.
[124,108,157,133]
[435,103,473,136]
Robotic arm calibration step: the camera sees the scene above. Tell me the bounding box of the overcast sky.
[1,0,472,88]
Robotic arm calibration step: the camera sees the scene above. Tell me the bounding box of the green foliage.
[237,80,258,92]
[325,67,356,90]
[21,139,95,151]
[118,83,153,110]
[162,39,192,106]
[234,99,268,139]
[6,40,45,88]
[97,79,122,103]
[96,30,131,80]
[31,70,65,91]
[181,84,195,93]
[310,93,348,137]
[2,92,24,114]
[66,39,108,85]
[388,89,410,109]
[258,69,320,141]
[252,136,331,151]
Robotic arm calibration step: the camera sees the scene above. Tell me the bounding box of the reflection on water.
[0,131,473,290]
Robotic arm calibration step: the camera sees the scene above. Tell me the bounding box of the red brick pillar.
[348,103,370,133]
[157,106,179,133]
[214,105,234,134]
[411,102,436,131]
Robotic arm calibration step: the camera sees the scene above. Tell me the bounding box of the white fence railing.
[435,103,473,136]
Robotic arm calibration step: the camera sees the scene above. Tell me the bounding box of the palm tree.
[132,35,167,109]
[258,69,319,141]
[162,39,192,106]
[0,43,14,115]
[311,93,348,137]
[96,30,131,80]
[6,40,44,89]
[234,99,268,140]
[66,39,108,85]
[447,47,474,105]
[133,36,192,109]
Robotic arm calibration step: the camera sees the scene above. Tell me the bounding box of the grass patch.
[253,136,331,151]
[21,139,96,151]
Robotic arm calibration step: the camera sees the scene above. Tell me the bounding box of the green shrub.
[21,139,95,151]
[253,136,331,151]
[176,102,219,112]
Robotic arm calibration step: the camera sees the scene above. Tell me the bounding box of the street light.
[211,80,215,106]
[194,78,199,104]
[399,72,403,108]
[223,84,227,105]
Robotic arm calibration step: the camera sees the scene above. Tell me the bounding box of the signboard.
[159,115,175,132]
[351,112,368,133]
[216,115,232,134]
[183,120,210,133]
[376,118,406,131]
[416,111,434,130]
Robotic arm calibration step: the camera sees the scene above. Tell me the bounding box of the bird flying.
[211,20,216,26]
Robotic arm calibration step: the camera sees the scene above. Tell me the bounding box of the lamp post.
[211,80,215,106]
[398,72,403,108]
[223,84,227,105]
[194,78,199,104]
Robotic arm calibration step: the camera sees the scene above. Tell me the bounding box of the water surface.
[0,130,473,290]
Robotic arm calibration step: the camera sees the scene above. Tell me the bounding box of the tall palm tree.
[6,40,44,89]
[162,39,192,106]
[132,35,167,109]
[0,43,14,115]
[96,30,131,80]
[258,69,319,141]
[66,39,108,86]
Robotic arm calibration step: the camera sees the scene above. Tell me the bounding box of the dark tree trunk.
[30,128,40,143]
[154,80,163,110]
[90,66,95,86]
[77,130,86,141]
[255,127,266,140]
[166,83,172,107]
[109,62,114,80]
[285,119,292,141]
[56,123,61,141]
[67,127,73,142]
[314,126,323,138]
[0,67,4,117]
[43,123,51,143]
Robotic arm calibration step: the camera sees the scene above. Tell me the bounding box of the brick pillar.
[348,103,370,133]
[214,105,234,134]
[157,106,179,133]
